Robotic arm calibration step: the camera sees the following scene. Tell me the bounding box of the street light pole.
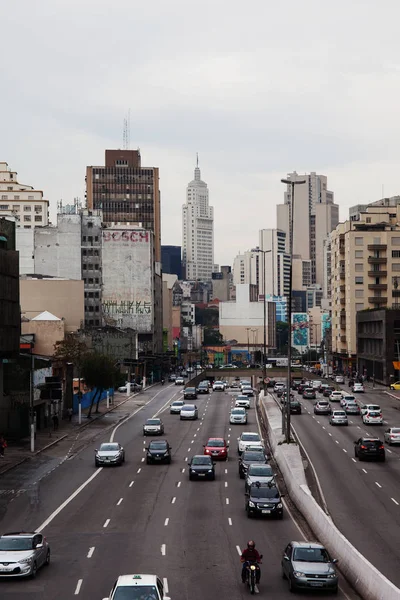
[246,327,251,364]
[260,249,272,394]
[281,177,306,443]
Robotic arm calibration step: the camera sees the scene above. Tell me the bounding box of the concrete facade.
[0,162,49,229]
[0,217,20,359]
[34,214,82,279]
[20,277,84,332]
[212,266,232,301]
[21,316,65,357]
[162,274,177,351]
[81,210,103,326]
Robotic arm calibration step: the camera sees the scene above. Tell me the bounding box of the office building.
[0,162,49,229]
[0,217,20,359]
[259,229,290,297]
[212,266,232,301]
[162,245,182,279]
[277,171,339,286]
[232,250,259,287]
[182,158,214,280]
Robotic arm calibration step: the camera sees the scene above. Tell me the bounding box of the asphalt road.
[0,381,354,599]
[278,380,400,588]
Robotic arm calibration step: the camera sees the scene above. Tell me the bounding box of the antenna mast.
[123,110,131,150]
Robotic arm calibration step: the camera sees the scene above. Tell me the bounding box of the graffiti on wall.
[103,230,149,243]
[291,313,309,348]
[102,300,152,315]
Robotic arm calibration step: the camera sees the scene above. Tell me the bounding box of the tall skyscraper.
[182,157,214,281]
[86,149,161,261]
[259,229,290,297]
[277,172,339,286]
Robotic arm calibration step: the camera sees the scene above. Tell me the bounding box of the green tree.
[53,334,88,368]
[195,306,219,327]
[80,353,120,418]
[203,328,224,345]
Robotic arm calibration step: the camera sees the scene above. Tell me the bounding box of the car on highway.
[340,394,356,408]
[245,463,275,492]
[273,382,285,393]
[384,427,400,445]
[168,373,177,382]
[95,442,125,467]
[175,377,185,385]
[241,386,255,397]
[230,380,240,388]
[230,407,247,425]
[197,382,209,394]
[276,386,287,398]
[311,380,322,390]
[212,380,225,391]
[143,418,164,436]
[329,409,348,426]
[389,381,400,390]
[237,432,263,454]
[103,574,170,600]
[203,437,229,460]
[359,403,381,416]
[183,387,197,400]
[235,395,251,409]
[319,383,330,393]
[146,440,172,464]
[180,404,198,420]
[187,366,194,373]
[303,387,316,400]
[169,399,184,414]
[329,390,343,403]
[335,375,345,384]
[245,481,284,519]
[289,398,302,414]
[281,541,339,593]
[352,382,365,393]
[323,386,335,397]
[188,455,215,480]
[238,449,268,479]
[0,532,50,578]
[117,382,142,393]
[344,401,360,415]
[354,437,385,461]
[314,400,332,415]
[362,407,383,425]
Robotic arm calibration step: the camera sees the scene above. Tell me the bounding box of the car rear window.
[242,434,260,441]
[250,487,279,498]
[149,441,167,449]
[243,452,264,461]
[146,419,160,425]
[367,405,381,411]
[391,428,400,433]
[248,465,273,476]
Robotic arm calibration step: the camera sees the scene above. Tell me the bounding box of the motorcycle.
[161,379,165,386]
[243,556,262,594]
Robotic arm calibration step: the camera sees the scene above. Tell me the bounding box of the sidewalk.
[0,389,149,477]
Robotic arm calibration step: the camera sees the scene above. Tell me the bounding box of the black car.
[184,387,198,400]
[323,386,335,398]
[188,455,215,480]
[239,450,268,479]
[289,399,302,414]
[197,383,209,394]
[354,437,385,462]
[245,482,284,519]
[146,440,172,464]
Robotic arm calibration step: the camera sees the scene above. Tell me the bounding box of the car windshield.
[248,465,273,476]
[304,388,313,392]
[242,434,260,442]
[250,486,279,498]
[146,419,160,425]
[293,547,330,562]
[149,442,167,449]
[334,411,346,416]
[237,396,248,400]
[185,388,195,392]
[0,537,33,551]
[100,443,119,451]
[191,456,212,465]
[207,439,224,447]
[391,428,400,433]
[318,402,328,406]
[182,405,195,410]
[113,585,158,600]
[172,401,184,406]
[243,452,264,461]
[232,409,245,414]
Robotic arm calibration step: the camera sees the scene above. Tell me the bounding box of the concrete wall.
[16,228,34,274]
[21,319,65,356]
[34,214,81,279]
[20,279,84,332]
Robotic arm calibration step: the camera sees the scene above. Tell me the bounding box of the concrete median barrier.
[259,392,400,600]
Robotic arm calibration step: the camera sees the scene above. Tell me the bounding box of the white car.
[384,427,400,445]
[237,431,263,454]
[240,380,252,390]
[175,377,185,385]
[180,404,198,420]
[340,394,356,407]
[213,381,225,391]
[103,574,171,600]
[230,407,247,424]
[329,391,343,403]
[360,403,381,416]
[169,400,184,414]
[273,382,285,393]
[363,408,383,425]
[235,395,250,409]
[352,382,365,393]
[335,375,345,384]
[312,380,322,390]
[241,386,254,397]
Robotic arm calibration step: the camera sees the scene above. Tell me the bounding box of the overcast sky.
[2,0,400,266]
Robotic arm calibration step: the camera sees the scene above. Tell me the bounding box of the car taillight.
[360,445,366,449]
[379,445,384,450]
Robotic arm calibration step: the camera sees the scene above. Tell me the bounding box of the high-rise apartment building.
[232,249,260,287]
[182,159,214,280]
[277,171,338,286]
[331,204,400,370]
[0,162,49,229]
[86,149,161,261]
[259,229,290,297]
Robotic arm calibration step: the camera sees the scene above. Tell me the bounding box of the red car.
[203,437,229,460]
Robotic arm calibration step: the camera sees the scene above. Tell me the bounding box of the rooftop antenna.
[196,152,199,167]
[123,110,130,150]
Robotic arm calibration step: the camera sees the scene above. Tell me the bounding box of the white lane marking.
[177,481,181,488]
[110,386,169,442]
[137,468,142,473]
[164,518,169,526]
[225,468,228,474]
[87,547,95,558]
[362,468,368,474]
[387,448,393,454]
[103,519,110,528]
[226,498,229,504]
[172,497,176,504]
[349,420,353,424]
[328,433,332,437]
[185,457,188,462]
[187,448,191,452]
[375,482,382,488]
[322,426,326,430]
[161,544,166,556]
[357,426,361,429]
[197,427,200,431]
[343,449,347,453]
[228,517,232,525]
[129,481,134,487]
[335,440,339,444]
[236,545,242,556]
[36,468,102,532]
[74,579,83,595]
[194,433,197,437]
[229,428,231,431]
[117,498,123,506]
[352,458,357,463]
[163,578,169,594]
[143,440,146,444]
[225,482,228,488]
[316,420,320,424]
[141,457,145,462]
[392,498,399,505]
[182,468,185,474]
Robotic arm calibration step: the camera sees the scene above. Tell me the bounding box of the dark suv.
[146,440,172,464]
[354,437,385,462]
[245,482,284,519]
[289,399,302,414]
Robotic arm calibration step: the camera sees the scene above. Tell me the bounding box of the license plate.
[261,509,271,514]
[155,457,161,460]
[198,473,205,477]
[310,582,323,587]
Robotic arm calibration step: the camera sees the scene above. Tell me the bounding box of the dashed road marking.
[87,547,95,558]
[225,468,228,474]
[328,433,332,437]
[129,481,134,487]
[236,545,242,556]
[225,482,228,488]
[161,544,166,556]
[392,498,399,506]
[226,498,229,504]
[351,458,357,463]
[187,448,191,452]
[375,482,382,488]
[335,440,339,444]
[362,468,368,474]
[163,578,169,593]
[137,468,142,473]
[185,457,188,462]
[74,579,83,595]
[343,449,347,453]
[141,457,145,462]
[103,519,110,528]
[164,518,169,526]
[387,448,392,454]
[117,498,123,506]
[171,497,176,504]
[182,468,185,474]
[177,481,181,488]
[228,517,232,525]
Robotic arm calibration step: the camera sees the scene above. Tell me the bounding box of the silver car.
[95,442,125,467]
[241,386,254,397]
[282,541,339,593]
[230,407,247,424]
[143,418,164,436]
[384,427,400,445]
[329,410,348,426]
[170,400,184,414]
[235,395,250,409]
[180,404,198,420]
[245,463,275,492]
[0,532,50,578]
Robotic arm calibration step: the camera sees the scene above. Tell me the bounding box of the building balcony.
[339,243,345,255]
[368,270,387,278]
[339,271,346,279]
[340,297,346,305]
[340,336,347,343]
[368,296,387,305]
[368,284,388,290]
[340,320,346,330]
[340,284,346,292]
[367,256,387,264]
[367,244,387,251]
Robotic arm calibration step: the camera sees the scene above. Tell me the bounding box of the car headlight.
[208,469,213,473]
[205,449,210,453]
[248,501,255,507]
[164,451,169,456]
[20,557,33,565]
[327,573,336,578]
[191,468,196,473]
[277,503,283,509]
[294,571,306,578]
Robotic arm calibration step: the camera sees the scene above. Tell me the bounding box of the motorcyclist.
[161,377,165,385]
[240,540,262,584]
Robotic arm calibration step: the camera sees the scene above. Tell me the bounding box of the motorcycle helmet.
[247,540,255,550]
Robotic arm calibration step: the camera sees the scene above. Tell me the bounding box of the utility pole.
[30,352,35,453]
[246,328,251,364]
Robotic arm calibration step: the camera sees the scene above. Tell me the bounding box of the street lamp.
[281,177,306,443]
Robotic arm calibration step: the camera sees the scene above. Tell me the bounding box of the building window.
[35,205,42,212]
[355,263,363,272]
[95,306,99,312]
[95,236,99,242]
[392,237,400,246]
[355,289,364,298]
[95,264,99,270]
[88,263,93,269]
[28,195,34,200]
[82,236,86,242]
[355,250,363,258]
[12,205,20,210]
[88,236,93,243]
[1,195,8,200]
[87,222,93,228]
[393,263,400,271]
[14,195,20,200]
[82,249,87,256]
[0,205,9,210]
[355,276,363,284]
[355,237,363,246]
[82,265,87,270]
[392,251,400,258]
[95,319,100,325]
[24,205,31,211]
[24,215,31,222]
[34,215,42,222]
[366,217,371,223]
[355,303,364,311]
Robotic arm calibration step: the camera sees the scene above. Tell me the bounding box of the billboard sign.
[292,312,309,350]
